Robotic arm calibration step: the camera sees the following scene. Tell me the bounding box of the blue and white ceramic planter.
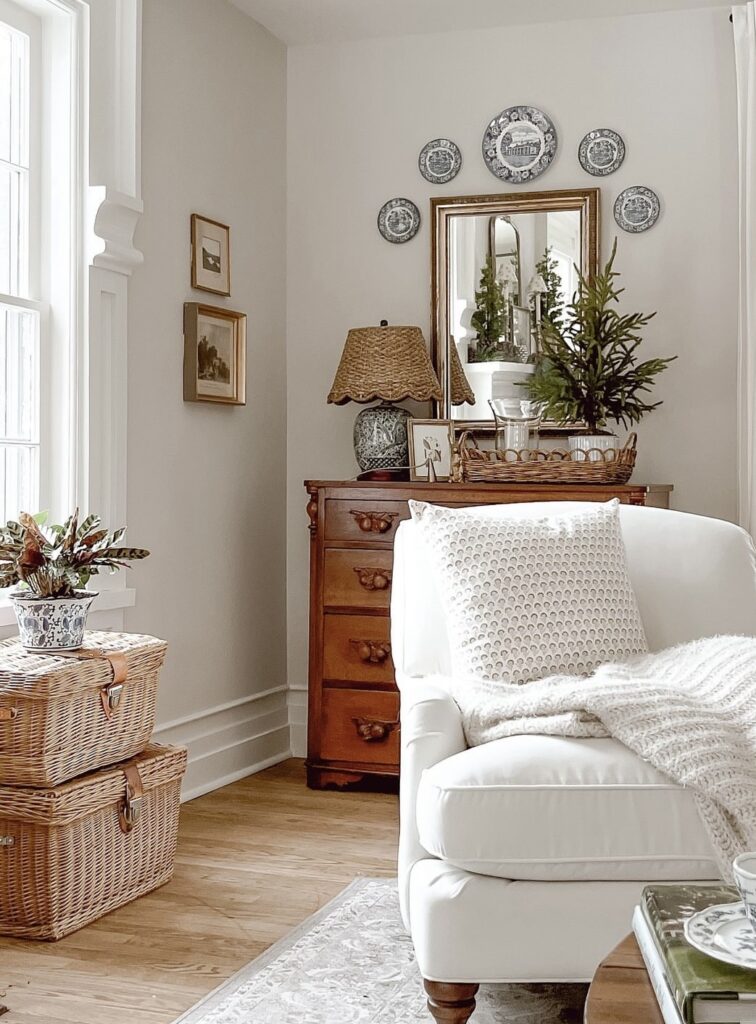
[10,590,97,651]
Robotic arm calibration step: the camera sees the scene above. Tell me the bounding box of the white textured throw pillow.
[409,499,648,684]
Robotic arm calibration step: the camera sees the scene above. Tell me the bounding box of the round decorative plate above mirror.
[377,198,421,243]
[418,138,462,184]
[613,186,660,233]
[578,128,625,176]
[482,105,558,184]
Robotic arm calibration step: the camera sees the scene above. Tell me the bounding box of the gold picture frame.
[408,418,454,481]
[191,213,231,296]
[183,302,246,406]
[430,188,600,434]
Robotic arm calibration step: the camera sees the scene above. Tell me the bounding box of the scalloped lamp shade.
[449,341,475,407]
[327,325,442,405]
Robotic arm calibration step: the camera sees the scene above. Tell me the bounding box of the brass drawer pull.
[352,717,399,743]
[350,639,391,664]
[349,509,399,534]
[0,836,14,847]
[353,567,392,591]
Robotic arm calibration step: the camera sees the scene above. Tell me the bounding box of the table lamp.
[328,321,443,473]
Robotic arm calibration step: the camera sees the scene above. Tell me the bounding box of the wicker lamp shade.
[449,341,475,406]
[327,324,442,405]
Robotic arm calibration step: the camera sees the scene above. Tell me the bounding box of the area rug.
[175,878,587,1024]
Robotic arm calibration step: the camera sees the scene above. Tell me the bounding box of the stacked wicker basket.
[0,630,186,940]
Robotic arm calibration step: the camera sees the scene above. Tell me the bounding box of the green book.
[642,884,756,1024]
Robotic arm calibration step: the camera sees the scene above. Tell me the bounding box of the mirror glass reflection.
[449,209,582,422]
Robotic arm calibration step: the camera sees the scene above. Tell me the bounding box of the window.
[0,2,40,523]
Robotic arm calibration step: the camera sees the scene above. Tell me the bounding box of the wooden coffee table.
[584,934,663,1023]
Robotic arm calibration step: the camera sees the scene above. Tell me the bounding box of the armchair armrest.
[398,673,467,930]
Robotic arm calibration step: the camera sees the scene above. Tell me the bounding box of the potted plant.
[526,240,675,459]
[0,510,149,650]
[466,255,534,420]
[468,255,526,364]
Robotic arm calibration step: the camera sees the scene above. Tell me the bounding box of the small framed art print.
[183,302,246,405]
[191,214,230,296]
[408,419,454,481]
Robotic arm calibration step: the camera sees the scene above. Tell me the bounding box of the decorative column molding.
[89,187,144,276]
[82,0,142,534]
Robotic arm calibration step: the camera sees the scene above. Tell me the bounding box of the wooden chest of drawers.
[304,479,672,789]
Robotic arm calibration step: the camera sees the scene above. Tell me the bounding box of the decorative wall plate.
[418,138,462,184]
[377,198,421,244]
[578,129,625,176]
[482,106,558,184]
[613,186,661,233]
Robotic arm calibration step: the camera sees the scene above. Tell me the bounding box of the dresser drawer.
[323,549,393,610]
[322,614,394,684]
[320,688,399,766]
[324,500,410,543]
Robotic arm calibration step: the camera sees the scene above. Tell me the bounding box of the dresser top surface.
[305,479,673,493]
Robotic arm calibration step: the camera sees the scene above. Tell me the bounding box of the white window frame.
[0,1,44,525]
[0,0,142,630]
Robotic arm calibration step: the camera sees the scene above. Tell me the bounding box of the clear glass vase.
[489,400,543,459]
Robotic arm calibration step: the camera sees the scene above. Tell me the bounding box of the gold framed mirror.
[431,188,600,431]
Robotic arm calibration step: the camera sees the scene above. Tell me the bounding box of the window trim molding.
[85,0,142,546]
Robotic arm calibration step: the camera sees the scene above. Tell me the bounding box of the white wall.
[286,6,739,739]
[127,0,289,796]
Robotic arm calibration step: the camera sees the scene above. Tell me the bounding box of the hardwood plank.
[0,759,397,1023]
[585,935,663,1024]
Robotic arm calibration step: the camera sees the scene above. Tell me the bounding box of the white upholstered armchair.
[391,502,756,1024]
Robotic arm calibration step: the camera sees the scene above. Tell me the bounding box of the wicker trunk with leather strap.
[0,743,187,940]
[0,630,167,788]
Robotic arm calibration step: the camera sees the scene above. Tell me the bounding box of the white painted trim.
[81,0,142,530]
[157,684,288,734]
[288,685,307,758]
[180,752,291,804]
[155,688,291,801]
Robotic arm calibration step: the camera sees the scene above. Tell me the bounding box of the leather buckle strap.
[0,708,17,722]
[118,763,144,835]
[34,647,129,721]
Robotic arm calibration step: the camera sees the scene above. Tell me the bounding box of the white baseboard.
[155,686,291,801]
[288,686,307,758]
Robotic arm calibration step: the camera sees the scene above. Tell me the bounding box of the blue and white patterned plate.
[418,138,462,184]
[578,129,625,176]
[377,198,421,244]
[684,901,756,969]
[614,185,661,233]
[482,105,557,184]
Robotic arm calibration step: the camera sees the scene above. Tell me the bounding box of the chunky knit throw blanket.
[449,635,756,880]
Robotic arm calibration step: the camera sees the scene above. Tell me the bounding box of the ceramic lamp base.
[353,403,410,472]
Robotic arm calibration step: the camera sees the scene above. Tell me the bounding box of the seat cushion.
[416,735,719,882]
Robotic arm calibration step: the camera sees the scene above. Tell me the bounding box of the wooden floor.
[0,759,398,1024]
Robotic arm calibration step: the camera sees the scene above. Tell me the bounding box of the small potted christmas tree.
[466,255,532,420]
[526,240,675,459]
[468,255,525,363]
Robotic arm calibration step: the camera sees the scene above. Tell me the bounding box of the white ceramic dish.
[684,901,756,970]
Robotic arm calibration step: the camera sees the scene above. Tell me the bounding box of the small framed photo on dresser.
[183,302,246,405]
[409,419,454,481]
[191,214,230,296]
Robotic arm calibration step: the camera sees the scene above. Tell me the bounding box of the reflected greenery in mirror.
[431,190,599,428]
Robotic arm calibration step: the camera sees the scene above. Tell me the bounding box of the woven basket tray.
[0,630,167,788]
[460,432,637,485]
[0,742,186,940]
